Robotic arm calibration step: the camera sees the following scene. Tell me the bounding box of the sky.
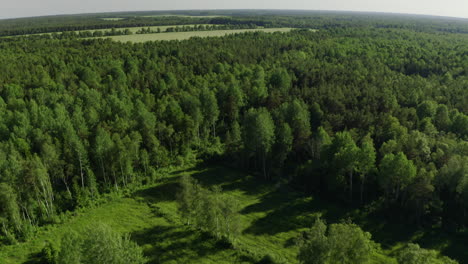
[1,0,468,20]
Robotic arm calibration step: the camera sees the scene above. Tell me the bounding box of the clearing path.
[106,28,293,42]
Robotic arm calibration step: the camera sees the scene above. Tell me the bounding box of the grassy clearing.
[1,165,465,263]
[141,15,227,18]
[106,28,293,42]
[81,24,215,34]
[100,18,125,21]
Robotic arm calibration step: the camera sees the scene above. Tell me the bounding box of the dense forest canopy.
[0,10,467,264]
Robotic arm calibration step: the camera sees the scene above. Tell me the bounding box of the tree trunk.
[349,170,353,202]
[100,157,107,185]
[78,153,84,189]
[112,170,119,191]
[62,177,72,198]
[360,176,365,204]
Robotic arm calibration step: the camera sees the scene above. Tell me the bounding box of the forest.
[0,10,467,264]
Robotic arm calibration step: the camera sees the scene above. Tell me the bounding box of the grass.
[141,15,227,18]
[1,164,465,263]
[100,18,125,21]
[81,24,216,34]
[105,28,293,42]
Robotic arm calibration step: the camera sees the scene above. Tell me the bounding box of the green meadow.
[2,165,464,263]
[106,28,294,42]
[100,18,126,21]
[81,24,216,34]
[141,15,227,18]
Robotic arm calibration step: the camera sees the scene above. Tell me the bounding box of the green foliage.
[298,218,378,264]
[177,175,241,242]
[397,243,459,264]
[417,101,437,120]
[379,152,417,201]
[0,10,466,264]
[56,223,145,264]
[0,183,21,239]
[243,108,276,178]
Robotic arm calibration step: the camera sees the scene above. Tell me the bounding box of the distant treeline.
[2,10,468,37]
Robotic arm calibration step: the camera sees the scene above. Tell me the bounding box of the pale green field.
[106,28,294,42]
[78,24,215,34]
[100,18,125,21]
[141,15,227,18]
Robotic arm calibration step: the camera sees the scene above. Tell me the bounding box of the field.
[141,15,227,18]
[81,24,216,34]
[100,18,125,21]
[5,164,466,264]
[105,28,294,42]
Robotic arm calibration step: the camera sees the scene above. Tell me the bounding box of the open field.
[100,18,125,21]
[81,24,216,34]
[141,15,227,18]
[106,28,294,42]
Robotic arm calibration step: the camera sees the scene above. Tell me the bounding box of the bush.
[39,241,59,264]
[55,223,146,264]
[257,254,277,264]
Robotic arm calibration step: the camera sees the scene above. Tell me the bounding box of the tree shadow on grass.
[132,181,180,203]
[413,228,468,263]
[242,185,358,236]
[23,253,43,264]
[131,225,245,264]
[190,166,274,196]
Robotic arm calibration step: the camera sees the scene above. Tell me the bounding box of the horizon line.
[1,8,468,21]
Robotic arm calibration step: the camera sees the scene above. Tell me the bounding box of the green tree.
[57,223,145,264]
[398,243,458,264]
[379,152,417,202]
[417,100,437,120]
[200,88,220,138]
[434,104,451,131]
[57,230,82,264]
[269,68,291,95]
[327,131,360,200]
[95,126,114,187]
[0,183,21,239]
[243,108,276,179]
[356,135,376,203]
[23,155,55,220]
[176,174,200,225]
[273,123,293,173]
[298,218,377,264]
[249,65,268,105]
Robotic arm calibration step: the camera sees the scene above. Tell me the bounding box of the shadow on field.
[23,253,42,264]
[190,166,273,196]
[131,225,235,264]
[132,180,179,203]
[360,221,468,263]
[417,229,468,263]
[242,189,352,236]
[188,166,353,236]
[137,165,468,263]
